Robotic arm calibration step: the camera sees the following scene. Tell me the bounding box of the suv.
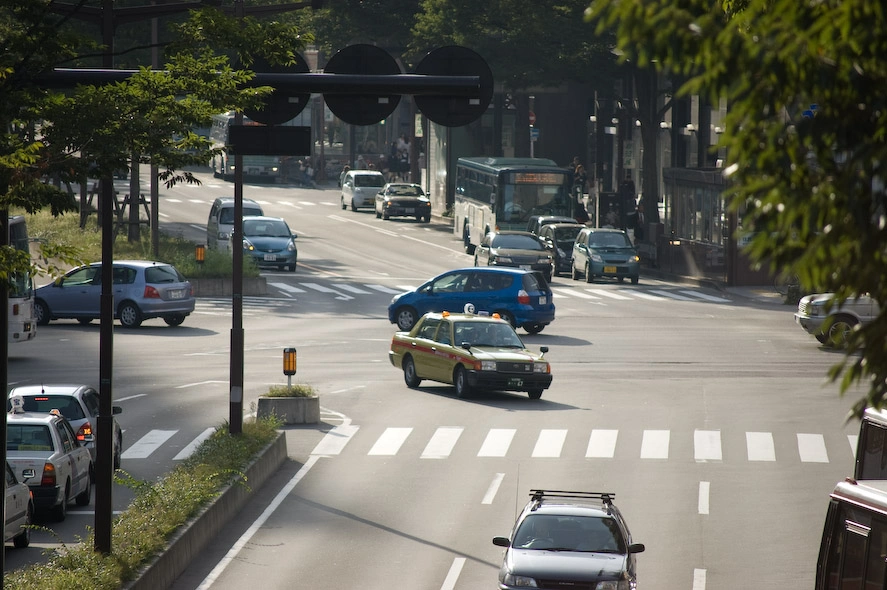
[492,490,645,590]
[538,222,584,277]
[571,227,640,284]
[526,215,577,236]
[388,267,555,334]
[341,169,386,211]
[207,197,265,251]
[795,292,880,348]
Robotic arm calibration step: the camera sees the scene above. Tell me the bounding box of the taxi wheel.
[395,306,418,331]
[631,275,639,285]
[53,484,69,521]
[454,366,472,399]
[403,356,421,388]
[76,469,92,506]
[341,195,347,210]
[528,389,543,400]
[12,503,31,548]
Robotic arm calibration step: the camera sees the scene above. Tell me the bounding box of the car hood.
[490,247,547,257]
[245,236,293,250]
[384,195,429,203]
[469,348,541,361]
[505,548,627,581]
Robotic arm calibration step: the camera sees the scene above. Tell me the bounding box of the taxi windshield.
[7,424,54,452]
[454,322,524,348]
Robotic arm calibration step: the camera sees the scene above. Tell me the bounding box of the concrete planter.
[256,396,320,424]
[190,276,267,297]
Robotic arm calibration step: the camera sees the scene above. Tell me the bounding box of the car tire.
[523,323,545,335]
[463,226,475,255]
[618,276,625,283]
[815,333,828,344]
[376,209,382,219]
[351,199,357,212]
[474,254,479,267]
[114,434,122,470]
[77,318,93,325]
[35,300,51,326]
[422,215,431,223]
[75,468,92,506]
[395,306,418,331]
[827,315,857,348]
[631,275,639,285]
[454,366,472,399]
[528,389,543,400]
[12,503,32,548]
[163,314,186,327]
[53,484,69,522]
[584,263,593,283]
[495,310,516,327]
[288,262,297,273]
[118,302,143,328]
[403,356,421,388]
[383,211,389,220]
[341,196,347,210]
[571,264,579,281]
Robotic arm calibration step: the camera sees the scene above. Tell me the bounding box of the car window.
[243,206,263,217]
[435,321,452,346]
[432,272,470,293]
[555,226,583,244]
[144,265,183,284]
[244,219,290,237]
[355,174,385,188]
[522,273,548,292]
[6,463,16,486]
[463,322,523,348]
[63,267,98,287]
[219,208,235,225]
[113,266,137,285]
[589,232,632,248]
[82,391,100,416]
[417,318,440,340]
[391,186,422,196]
[492,234,544,250]
[7,425,53,451]
[56,421,76,452]
[14,395,85,421]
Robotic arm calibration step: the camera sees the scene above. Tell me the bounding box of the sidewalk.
[640,262,788,305]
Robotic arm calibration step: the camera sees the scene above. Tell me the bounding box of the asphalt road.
[6,170,858,589]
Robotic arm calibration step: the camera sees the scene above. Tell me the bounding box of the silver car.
[4,461,33,548]
[34,260,195,328]
[794,292,880,347]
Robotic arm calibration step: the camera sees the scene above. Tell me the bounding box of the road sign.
[227,125,311,156]
[530,127,540,140]
[414,46,493,127]
[323,44,401,126]
[529,111,536,125]
[244,56,311,125]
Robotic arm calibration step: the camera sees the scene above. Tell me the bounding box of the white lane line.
[551,289,598,300]
[586,429,618,458]
[421,427,463,459]
[746,432,776,461]
[311,424,359,456]
[189,223,206,231]
[478,429,516,457]
[165,198,183,203]
[640,430,670,459]
[698,481,710,515]
[300,282,354,301]
[482,473,506,505]
[366,284,404,294]
[626,290,666,301]
[298,201,317,206]
[649,289,697,301]
[693,568,707,590]
[848,434,858,456]
[694,430,722,461]
[173,428,216,461]
[121,429,177,459]
[532,429,568,458]
[333,283,372,294]
[115,394,147,402]
[798,433,829,463]
[368,427,413,456]
[268,282,306,293]
[176,380,227,389]
[196,455,320,590]
[679,290,731,303]
[396,284,418,292]
[439,557,466,590]
[585,289,632,300]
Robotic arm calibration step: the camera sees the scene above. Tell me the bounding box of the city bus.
[854,408,887,480]
[7,215,36,344]
[209,112,282,182]
[453,157,573,254]
[816,478,887,589]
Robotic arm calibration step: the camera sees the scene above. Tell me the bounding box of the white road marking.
[551,289,598,299]
[694,430,722,461]
[586,429,618,458]
[679,290,731,303]
[698,481,710,514]
[482,473,506,505]
[333,283,372,294]
[798,433,829,463]
[175,380,227,389]
[366,284,404,294]
[585,289,633,300]
[268,282,306,293]
[368,427,413,455]
[173,427,216,460]
[121,429,177,459]
[532,429,568,458]
[627,290,666,301]
[640,430,670,459]
[746,432,776,461]
[693,568,707,590]
[649,289,697,301]
[421,427,463,459]
[115,394,147,402]
[440,557,466,590]
[478,429,516,457]
[311,424,359,456]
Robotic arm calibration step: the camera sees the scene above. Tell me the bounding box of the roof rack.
[528,489,615,507]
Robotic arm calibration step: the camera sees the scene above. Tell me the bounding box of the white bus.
[7,215,36,344]
[453,157,574,254]
[210,112,283,181]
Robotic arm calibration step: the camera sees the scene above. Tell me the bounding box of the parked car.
[388,267,555,334]
[389,311,552,399]
[794,292,880,348]
[526,215,577,236]
[341,169,386,211]
[4,461,33,548]
[7,402,93,521]
[8,384,123,469]
[241,216,298,272]
[34,260,195,328]
[206,197,264,251]
[571,227,640,284]
[474,231,555,282]
[492,489,645,590]
[538,222,584,277]
[374,183,431,222]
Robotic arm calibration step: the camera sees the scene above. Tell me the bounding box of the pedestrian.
[338,164,350,188]
[574,201,590,225]
[634,203,646,243]
[604,203,619,227]
[356,155,367,170]
[573,164,588,200]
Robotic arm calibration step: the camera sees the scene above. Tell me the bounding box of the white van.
[341,170,386,211]
[207,197,264,251]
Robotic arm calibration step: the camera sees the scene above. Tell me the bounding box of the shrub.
[264,383,316,398]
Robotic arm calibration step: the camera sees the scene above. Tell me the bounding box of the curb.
[123,432,288,590]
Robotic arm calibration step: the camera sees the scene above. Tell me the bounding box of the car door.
[411,317,444,381]
[47,266,101,317]
[424,271,475,316]
[55,420,89,497]
[4,463,27,540]
[572,229,590,273]
[475,234,492,266]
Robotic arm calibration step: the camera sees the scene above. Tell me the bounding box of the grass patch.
[24,209,260,279]
[3,417,281,590]
[264,383,317,398]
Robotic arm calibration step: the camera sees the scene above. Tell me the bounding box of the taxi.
[389,310,552,399]
[4,461,33,548]
[6,399,93,521]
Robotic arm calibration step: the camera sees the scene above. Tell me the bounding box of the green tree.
[587,0,887,416]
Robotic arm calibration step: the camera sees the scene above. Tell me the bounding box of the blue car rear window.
[145,265,184,284]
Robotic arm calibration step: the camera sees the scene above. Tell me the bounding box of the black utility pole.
[230,0,246,436]
[1,209,9,581]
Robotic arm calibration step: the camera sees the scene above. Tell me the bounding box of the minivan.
[207,197,264,251]
[341,170,386,211]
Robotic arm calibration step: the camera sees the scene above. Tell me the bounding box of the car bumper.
[29,484,61,510]
[467,370,553,392]
[513,305,556,327]
[491,261,553,276]
[385,204,431,217]
[591,261,640,278]
[794,313,824,334]
[246,251,297,267]
[140,299,196,316]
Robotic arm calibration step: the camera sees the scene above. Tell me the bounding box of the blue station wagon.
[388,267,555,334]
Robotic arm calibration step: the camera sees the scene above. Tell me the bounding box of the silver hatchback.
[34,260,195,328]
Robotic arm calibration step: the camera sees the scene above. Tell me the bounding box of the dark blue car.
[388,267,555,334]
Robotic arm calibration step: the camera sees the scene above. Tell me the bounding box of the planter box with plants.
[256,384,320,424]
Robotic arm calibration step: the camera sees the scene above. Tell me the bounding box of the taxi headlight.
[502,573,539,587]
[480,360,497,371]
[533,361,550,373]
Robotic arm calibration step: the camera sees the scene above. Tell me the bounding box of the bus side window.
[858,423,887,480]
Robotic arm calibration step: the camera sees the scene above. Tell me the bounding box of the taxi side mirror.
[461,342,472,351]
[540,346,549,353]
[21,468,35,482]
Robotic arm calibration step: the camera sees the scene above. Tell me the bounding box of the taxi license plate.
[508,378,523,387]
[604,266,617,273]
[168,289,185,300]
[264,254,277,261]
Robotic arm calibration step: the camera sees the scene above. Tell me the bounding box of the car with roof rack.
[492,489,645,589]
